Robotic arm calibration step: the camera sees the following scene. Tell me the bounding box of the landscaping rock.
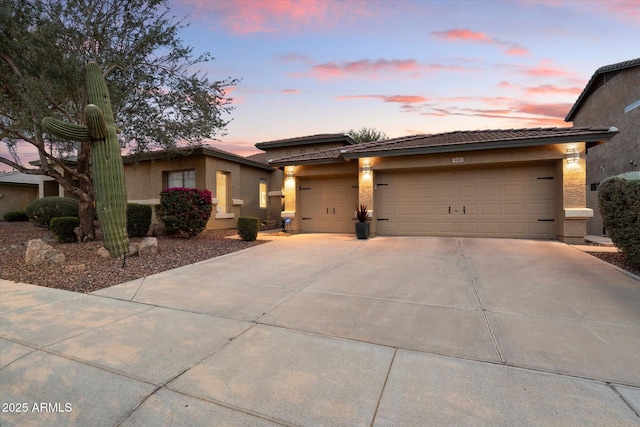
[97,247,111,258]
[24,239,65,266]
[128,243,139,256]
[138,237,158,257]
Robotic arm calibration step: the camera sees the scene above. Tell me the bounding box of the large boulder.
[25,239,65,266]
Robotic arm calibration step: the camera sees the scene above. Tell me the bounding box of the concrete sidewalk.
[1,235,639,426]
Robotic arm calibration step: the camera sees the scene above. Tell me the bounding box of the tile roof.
[255,133,356,149]
[122,145,274,171]
[268,148,346,165]
[565,58,640,122]
[0,171,42,185]
[268,126,619,166]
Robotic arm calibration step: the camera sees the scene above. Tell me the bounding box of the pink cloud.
[524,85,582,96]
[517,61,576,78]
[432,28,530,56]
[499,81,582,97]
[310,59,462,79]
[281,89,300,94]
[339,94,428,104]
[187,0,371,35]
[515,103,573,118]
[432,29,492,43]
[498,81,516,89]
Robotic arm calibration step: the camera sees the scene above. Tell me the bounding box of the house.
[122,145,281,230]
[0,171,41,218]
[564,58,640,235]
[260,127,618,244]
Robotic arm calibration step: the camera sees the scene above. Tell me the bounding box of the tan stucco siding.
[281,143,591,241]
[124,154,277,231]
[571,68,640,235]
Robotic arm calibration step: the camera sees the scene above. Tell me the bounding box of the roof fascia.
[123,147,274,171]
[342,131,618,159]
[268,157,348,167]
[255,135,356,149]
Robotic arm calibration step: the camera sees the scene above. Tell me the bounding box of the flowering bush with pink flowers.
[158,187,212,237]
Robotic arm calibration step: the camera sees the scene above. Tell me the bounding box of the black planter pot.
[355,221,370,239]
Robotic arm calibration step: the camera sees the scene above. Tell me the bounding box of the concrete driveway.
[1,235,639,426]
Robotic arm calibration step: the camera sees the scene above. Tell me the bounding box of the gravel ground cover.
[0,221,266,293]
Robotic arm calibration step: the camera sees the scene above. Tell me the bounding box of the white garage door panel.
[299,177,358,233]
[377,164,556,238]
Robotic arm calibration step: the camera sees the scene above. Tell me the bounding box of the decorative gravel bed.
[0,221,267,293]
[587,251,640,277]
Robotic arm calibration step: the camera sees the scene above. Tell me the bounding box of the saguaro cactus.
[43,62,129,259]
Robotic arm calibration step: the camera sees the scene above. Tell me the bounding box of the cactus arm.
[84,104,108,140]
[42,117,91,142]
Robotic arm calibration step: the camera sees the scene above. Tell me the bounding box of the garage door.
[299,176,359,233]
[376,163,556,238]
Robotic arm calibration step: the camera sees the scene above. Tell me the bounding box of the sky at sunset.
[2,0,639,170]
[173,0,639,156]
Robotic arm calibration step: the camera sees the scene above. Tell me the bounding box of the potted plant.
[355,204,370,239]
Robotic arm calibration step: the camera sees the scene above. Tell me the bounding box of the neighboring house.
[122,145,281,230]
[564,58,640,236]
[260,127,618,244]
[0,171,40,218]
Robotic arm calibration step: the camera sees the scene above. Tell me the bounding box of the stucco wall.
[124,154,277,231]
[281,143,591,241]
[571,67,640,235]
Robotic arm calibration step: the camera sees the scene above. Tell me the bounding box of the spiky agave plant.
[43,62,129,259]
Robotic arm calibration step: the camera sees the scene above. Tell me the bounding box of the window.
[216,171,229,214]
[166,170,195,188]
[259,179,268,209]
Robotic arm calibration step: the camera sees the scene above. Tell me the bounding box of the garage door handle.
[537,219,554,222]
[378,218,389,221]
[463,206,466,214]
[302,217,312,220]
[448,206,451,214]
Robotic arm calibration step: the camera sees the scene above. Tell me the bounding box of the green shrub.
[50,216,80,243]
[25,197,79,228]
[157,187,212,237]
[3,210,29,222]
[598,171,640,269]
[237,216,259,241]
[127,203,152,237]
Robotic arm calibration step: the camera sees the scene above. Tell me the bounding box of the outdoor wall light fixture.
[286,166,295,179]
[361,162,371,176]
[565,149,580,164]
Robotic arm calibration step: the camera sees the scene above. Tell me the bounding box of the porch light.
[361,161,371,176]
[565,149,580,164]
[286,166,295,179]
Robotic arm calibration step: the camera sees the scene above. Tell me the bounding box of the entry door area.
[299,176,359,233]
[376,163,557,238]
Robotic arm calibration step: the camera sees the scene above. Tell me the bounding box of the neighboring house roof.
[565,58,640,122]
[255,133,356,150]
[268,127,619,166]
[122,145,275,171]
[0,171,42,185]
[245,152,268,164]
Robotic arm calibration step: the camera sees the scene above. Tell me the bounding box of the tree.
[0,0,238,239]
[345,127,388,143]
